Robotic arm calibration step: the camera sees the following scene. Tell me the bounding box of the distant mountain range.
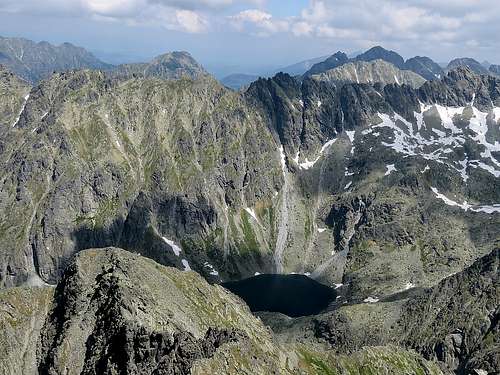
[1,35,499,91]
[304,46,445,81]
[221,55,329,90]
[224,46,500,91]
[0,36,208,84]
[220,73,260,91]
[0,36,112,83]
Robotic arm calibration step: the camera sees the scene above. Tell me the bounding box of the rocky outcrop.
[418,66,500,110]
[36,248,265,374]
[399,248,499,374]
[0,248,447,374]
[0,286,54,375]
[268,249,498,374]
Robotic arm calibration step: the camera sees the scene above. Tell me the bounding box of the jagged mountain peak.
[110,50,208,81]
[447,57,490,75]
[311,59,426,89]
[355,46,405,69]
[303,51,349,77]
[403,56,444,80]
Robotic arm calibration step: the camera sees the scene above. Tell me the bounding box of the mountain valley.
[0,37,499,374]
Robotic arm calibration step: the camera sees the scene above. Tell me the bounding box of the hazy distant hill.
[0,36,112,83]
[276,55,330,76]
[220,55,331,90]
[110,51,209,81]
[221,73,260,90]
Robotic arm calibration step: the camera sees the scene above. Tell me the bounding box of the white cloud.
[175,9,208,33]
[1,0,500,61]
[229,9,289,35]
[0,0,260,33]
[292,21,313,37]
[225,0,499,61]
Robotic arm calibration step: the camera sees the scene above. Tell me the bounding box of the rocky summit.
[0,40,499,375]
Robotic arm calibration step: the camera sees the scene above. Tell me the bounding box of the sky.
[0,0,499,77]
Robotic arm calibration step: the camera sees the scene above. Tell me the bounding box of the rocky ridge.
[311,59,426,88]
[304,46,445,82]
[0,248,447,374]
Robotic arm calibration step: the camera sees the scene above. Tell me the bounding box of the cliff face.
[1,66,500,307]
[0,70,285,288]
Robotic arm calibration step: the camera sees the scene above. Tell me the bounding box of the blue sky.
[0,1,499,77]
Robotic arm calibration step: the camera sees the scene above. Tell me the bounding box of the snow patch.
[320,139,337,153]
[345,167,355,176]
[203,262,219,276]
[384,164,397,176]
[363,296,379,303]
[370,111,498,180]
[344,181,352,190]
[494,107,500,122]
[404,282,414,290]
[317,227,327,233]
[162,237,182,256]
[181,259,191,272]
[295,139,336,170]
[12,93,30,127]
[254,272,261,276]
[421,165,430,173]
[434,104,464,134]
[431,187,500,213]
[279,146,287,172]
[244,207,259,222]
[317,100,322,108]
[346,130,355,143]
[394,75,400,85]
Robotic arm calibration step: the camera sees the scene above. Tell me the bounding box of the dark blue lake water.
[222,274,336,317]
